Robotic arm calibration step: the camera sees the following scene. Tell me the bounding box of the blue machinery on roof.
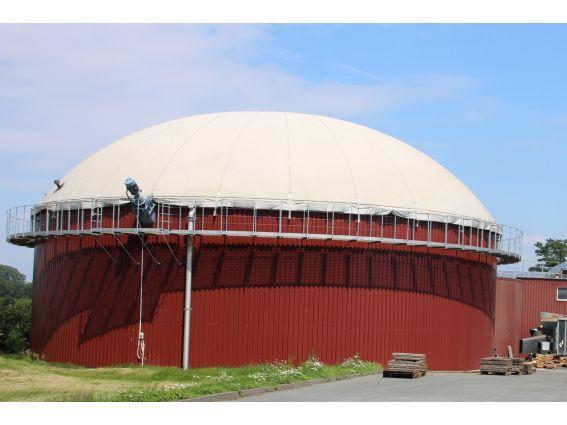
[125,177,156,226]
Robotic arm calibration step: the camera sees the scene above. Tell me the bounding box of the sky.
[1,24,567,279]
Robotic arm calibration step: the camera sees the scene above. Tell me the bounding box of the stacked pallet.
[535,354,555,368]
[559,357,567,367]
[522,361,536,375]
[383,353,428,379]
[511,358,524,375]
[480,357,512,375]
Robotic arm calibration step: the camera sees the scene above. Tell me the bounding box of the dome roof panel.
[42,111,494,222]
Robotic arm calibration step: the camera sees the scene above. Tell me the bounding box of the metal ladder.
[159,202,173,233]
[90,201,103,231]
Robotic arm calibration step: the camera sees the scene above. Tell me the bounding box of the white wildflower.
[342,354,365,369]
[303,355,324,371]
[158,382,187,391]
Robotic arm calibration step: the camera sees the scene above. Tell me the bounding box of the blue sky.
[1,24,566,279]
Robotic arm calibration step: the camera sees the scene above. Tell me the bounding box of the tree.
[0,264,30,299]
[0,264,32,353]
[529,238,567,272]
[1,298,32,352]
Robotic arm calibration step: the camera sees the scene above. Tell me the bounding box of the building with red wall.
[495,277,567,357]
[7,111,522,370]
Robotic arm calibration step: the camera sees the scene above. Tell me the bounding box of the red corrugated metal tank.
[32,232,497,370]
[12,112,520,372]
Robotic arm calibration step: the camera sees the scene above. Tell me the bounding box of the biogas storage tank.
[6,111,522,370]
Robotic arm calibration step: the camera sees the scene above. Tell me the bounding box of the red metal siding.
[32,235,186,367]
[519,278,567,338]
[494,278,523,357]
[189,287,493,370]
[494,277,567,357]
[31,235,497,370]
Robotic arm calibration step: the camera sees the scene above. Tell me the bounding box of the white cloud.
[0,24,479,176]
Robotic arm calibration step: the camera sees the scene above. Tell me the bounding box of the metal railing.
[498,260,567,279]
[6,197,523,264]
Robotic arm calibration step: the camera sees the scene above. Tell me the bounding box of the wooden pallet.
[480,357,512,375]
[511,358,524,375]
[392,353,427,361]
[480,370,511,376]
[383,352,428,379]
[522,361,536,375]
[383,370,423,379]
[535,354,555,368]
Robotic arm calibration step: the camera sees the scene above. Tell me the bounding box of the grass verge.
[0,353,382,402]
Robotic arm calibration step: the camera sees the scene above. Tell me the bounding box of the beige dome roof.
[42,111,494,223]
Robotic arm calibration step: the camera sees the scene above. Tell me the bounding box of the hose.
[136,241,146,366]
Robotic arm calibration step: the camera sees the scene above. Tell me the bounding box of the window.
[557,288,567,301]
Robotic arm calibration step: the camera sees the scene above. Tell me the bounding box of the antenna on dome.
[125,177,156,225]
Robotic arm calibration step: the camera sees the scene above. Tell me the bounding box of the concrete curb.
[181,371,382,402]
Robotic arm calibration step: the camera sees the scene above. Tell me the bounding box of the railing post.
[6,208,9,237]
[253,202,257,235]
[356,206,360,238]
[331,205,335,237]
[279,201,283,235]
[183,207,195,370]
[393,215,397,239]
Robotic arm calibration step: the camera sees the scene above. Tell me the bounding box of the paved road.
[237,368,567,402]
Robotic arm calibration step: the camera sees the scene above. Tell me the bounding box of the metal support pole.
[183,208,195,370]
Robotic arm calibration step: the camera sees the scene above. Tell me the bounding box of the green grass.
[0,353,382,402]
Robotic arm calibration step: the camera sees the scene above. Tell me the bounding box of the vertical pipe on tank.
[183,208,195,370]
